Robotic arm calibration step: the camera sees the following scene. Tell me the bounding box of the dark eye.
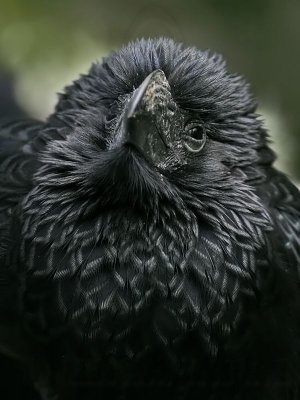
[183,121,207,153]
[188,125,205,140]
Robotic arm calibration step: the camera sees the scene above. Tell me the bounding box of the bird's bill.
[118,69,175,166]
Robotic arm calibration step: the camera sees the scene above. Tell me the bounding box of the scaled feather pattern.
[0,38,300,399]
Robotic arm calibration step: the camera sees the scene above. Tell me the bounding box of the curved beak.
[118,69,174,165]
[125,70,160,120]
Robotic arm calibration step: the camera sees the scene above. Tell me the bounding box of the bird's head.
[39,38,274,223]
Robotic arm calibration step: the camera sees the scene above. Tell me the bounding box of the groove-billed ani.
[0,38,300,400]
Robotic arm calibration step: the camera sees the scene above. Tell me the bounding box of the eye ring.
[183,121,207,153]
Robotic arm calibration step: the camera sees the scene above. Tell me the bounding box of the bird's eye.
[188,126,205,140]
[183,121,207,153]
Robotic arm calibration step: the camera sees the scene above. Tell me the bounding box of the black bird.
[0,38,300,400]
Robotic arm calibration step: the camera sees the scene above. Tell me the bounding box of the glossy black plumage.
[0,38,300,399]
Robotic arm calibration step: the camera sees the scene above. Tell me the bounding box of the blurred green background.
[0,0,299,179]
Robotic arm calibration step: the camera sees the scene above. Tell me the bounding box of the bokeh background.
[0,0,299,179]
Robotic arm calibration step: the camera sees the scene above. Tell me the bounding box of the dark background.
[0,0,299,179]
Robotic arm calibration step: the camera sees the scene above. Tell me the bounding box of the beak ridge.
[117,69,173,166]
[125,69,166,119]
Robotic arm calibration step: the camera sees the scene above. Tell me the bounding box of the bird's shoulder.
[0,119,46,258]
[0,119,49,360]
[257,168,300,271]
[0,119,45,218]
